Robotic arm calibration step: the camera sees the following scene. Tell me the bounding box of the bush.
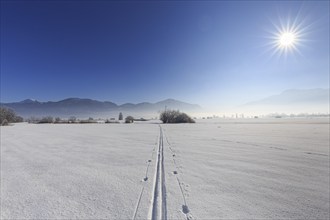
[105,119,119,124]
[27,116,41,124]
[79,117,96,123]
[160,110,195,123]
[125,116,134,123]
[38,116,54,124]
[0,107,24,125]
[1,119,8,126]
[134,118,148,121]
[15,116,24,122]
[69,116,77,123]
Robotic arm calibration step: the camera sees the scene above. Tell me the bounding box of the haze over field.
[239,88,330,115]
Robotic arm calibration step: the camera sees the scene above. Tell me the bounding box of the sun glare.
[265,13,309,59]
[279,32,296,47]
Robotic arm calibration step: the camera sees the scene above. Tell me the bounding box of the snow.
[1,123,158,219]
[162,118,330,219]
[1,118,329,219]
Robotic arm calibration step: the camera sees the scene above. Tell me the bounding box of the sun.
[264,14,308,58]
[279,32,296,48]
[263,11,314,60]
[268,27,301,57]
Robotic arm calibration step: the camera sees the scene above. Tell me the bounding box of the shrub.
[79,118,96,123]
[105,119,119,124]
[160,110,195,123]
[38,116,54,124]
[125,116,134,123]
[69,116,77,123]
[27,116,40,124]
[134,118,148,121]
[0,107,15,124]
[1,119,8,126]
[14,116,24,122]
[0,107,24,125]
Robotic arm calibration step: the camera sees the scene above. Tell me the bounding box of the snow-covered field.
[1,118,329,219]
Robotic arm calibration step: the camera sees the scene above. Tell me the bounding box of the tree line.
[1,107,195,126]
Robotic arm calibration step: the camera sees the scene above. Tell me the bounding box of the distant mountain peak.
[162,98,177,102]
[20,99,39,104]
[156,98,191,105]
[59,98,91,102]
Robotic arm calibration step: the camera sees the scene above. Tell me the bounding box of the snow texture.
[1,118,329,219]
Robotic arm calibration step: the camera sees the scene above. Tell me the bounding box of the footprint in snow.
[182,205,190,214]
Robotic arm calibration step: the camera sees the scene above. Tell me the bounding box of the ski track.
[149,125,167,220]
[133,125,194,220]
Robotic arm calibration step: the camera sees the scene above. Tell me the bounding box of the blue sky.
[1,1,329,109]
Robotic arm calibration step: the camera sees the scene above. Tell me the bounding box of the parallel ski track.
[149,125,167,220]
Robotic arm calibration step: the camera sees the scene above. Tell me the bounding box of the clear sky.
[1,1,329,109]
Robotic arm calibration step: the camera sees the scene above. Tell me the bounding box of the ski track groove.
[133,126,194,220]
[149,125,167,220]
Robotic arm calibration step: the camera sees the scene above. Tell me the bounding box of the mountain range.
[0,98,202,118]
[1,88,328,118]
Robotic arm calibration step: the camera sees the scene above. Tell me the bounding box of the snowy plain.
[1,118,329,219]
